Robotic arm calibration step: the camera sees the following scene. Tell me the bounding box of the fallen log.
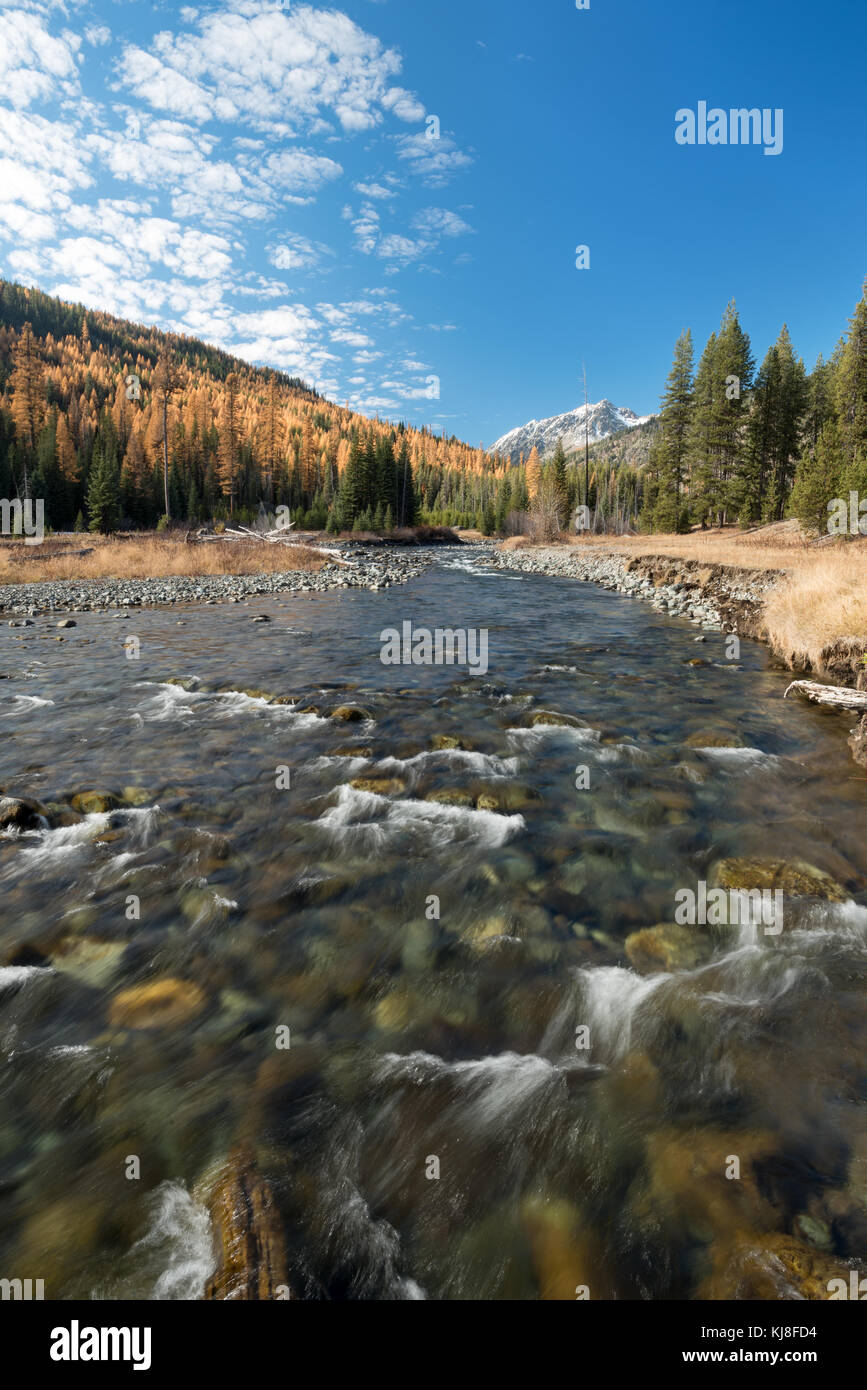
[784,679,867,711]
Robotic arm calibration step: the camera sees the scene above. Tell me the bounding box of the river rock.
[698,1231,853,1300]
[71,790,120,815]
[0,795,48,830]
[529,710,582,729]
[711,857,848,901]
[51,937,127,988]
[520,1196,599,1300]
[350,776,405,795]
[625,924,712,974]
[108,978,207,1029]
[331,705,373,722]
[425,789,475,807]
[197,1146,291,1300]
[685,729,744,748]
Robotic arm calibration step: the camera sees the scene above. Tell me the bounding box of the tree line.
[641,280,867,534]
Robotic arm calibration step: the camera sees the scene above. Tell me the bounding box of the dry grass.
[0,533,325,584]
[761,550,867,667]
[569,519,816,571]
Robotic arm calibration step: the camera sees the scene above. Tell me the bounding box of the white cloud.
[395,130,474,186]
[0,9,81,109]
[115,2,424,136]
[84,24,112,48]
[267,233,334,273]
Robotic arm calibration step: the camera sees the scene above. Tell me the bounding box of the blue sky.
[0,0,864,447]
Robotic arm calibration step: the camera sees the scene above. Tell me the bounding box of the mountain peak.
[490,399,654,465]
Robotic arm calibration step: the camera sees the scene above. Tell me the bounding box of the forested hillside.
[0,280,513,534]
[2,276,864,538]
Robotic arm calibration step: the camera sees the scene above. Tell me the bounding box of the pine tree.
[687,332,717,526]
[788,418,844,534]
[652,329,694,531]
[495,474,513,533]
[551,439,568,526]
[836,279,867,474]
[86,435,121,534]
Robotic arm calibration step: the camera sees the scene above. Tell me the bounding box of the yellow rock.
[625,923,711,974]
[712,857,847,902]
[521,1197,598,1300]
[350,776,405,795]
[109,978,207,1029]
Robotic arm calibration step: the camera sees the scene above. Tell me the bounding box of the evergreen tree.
[86,438,121,533]
[652,329,694,531]
[551,440,569,526]
[788,418,844,533]
[836,279,867,474]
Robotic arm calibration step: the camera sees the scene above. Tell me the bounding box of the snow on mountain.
[490,399,654,465]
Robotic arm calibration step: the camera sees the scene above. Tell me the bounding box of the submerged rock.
[331,705,373,723]
[424,789,476,807]
[350,776,405,795]
[70,790,120,815]
[699,1231,853,1301]
[711,857,848,902]
[685,729,744,748]
[197,1146,291,1300]
[528,710,582,729]
[520,1197,599,1300]
[625,923,712,975]
[431,734,467,750]
[108,978,207,1029]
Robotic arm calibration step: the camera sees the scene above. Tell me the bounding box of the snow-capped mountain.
[490,399,654,465]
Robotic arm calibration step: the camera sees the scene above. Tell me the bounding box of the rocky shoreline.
[0,544,432,616]
[486,543,867,767]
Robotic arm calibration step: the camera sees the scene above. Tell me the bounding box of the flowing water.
[1,549,866,1300]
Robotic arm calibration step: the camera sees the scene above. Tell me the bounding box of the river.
[1,548,866,1300]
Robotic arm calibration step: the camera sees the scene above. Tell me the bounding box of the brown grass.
[0,534,325,584]
[568,519,816,571]
[761,551,867,667]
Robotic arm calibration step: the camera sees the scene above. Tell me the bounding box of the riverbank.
[486,542,867,766]
[0,544,433,615]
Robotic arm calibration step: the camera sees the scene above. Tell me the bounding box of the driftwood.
[185,521,353,567]
[190,522,296,544]
[784,679,867,711]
